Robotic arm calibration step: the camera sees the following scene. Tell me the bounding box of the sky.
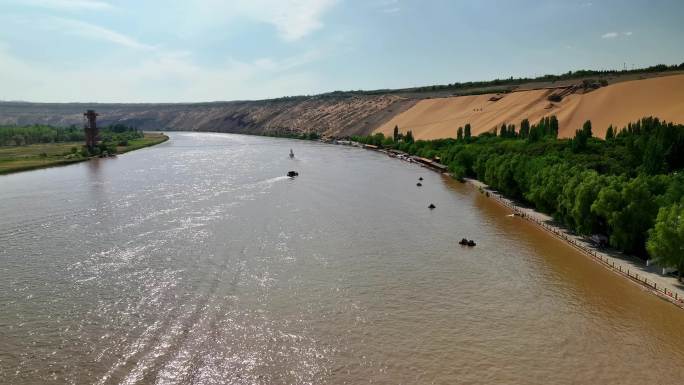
[0,0,682,103]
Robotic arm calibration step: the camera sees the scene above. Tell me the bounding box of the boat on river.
[459,238,476,247]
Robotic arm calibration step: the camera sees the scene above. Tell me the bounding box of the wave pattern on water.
[1,132,684,385]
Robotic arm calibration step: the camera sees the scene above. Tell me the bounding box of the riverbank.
[352,142,684,309]
[463,178,684,309]
[0,132,168,175]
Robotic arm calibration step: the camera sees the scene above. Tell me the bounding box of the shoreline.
[353,143,684,310]
[463,178,684,310]
[0,133,168,176]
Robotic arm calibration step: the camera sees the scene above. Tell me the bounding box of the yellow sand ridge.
[376,75,684,139]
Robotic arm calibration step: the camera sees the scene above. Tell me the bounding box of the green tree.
[557,168,585,227]
[582,120,593,138]
[572,171,604,234]
[549,116,559,138]
[405,130,414,144]
[647,202,684,282]
[393,125,399,142]
[519,119,530,139]
[572,120,593,152]
[605,125,615,140]
[526,162,574,213]
[464,123,471,140]
[592,175,661,255]
[372,132,385,146]
[457,126,463,140]
[642,136,666,174]
[507,124,516,138]
[572,129,587,152]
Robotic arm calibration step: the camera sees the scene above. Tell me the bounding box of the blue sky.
[1,0,682,102]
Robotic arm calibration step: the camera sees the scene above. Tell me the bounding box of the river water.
[1,132,683,385]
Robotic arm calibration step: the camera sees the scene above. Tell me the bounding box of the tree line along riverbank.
[351,116,684,282]
[0,124,168,175]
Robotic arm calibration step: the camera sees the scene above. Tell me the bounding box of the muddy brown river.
[1,132,683,384]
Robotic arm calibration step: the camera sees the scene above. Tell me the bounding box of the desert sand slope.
[375,75,684,139]
[558,75,684,138]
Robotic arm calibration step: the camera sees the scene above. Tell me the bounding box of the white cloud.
[234,0,338,41]
[601,31,633,39]
[38,17,153,50]
[0,41,323,102]
[12,0,113,11]
[373,0,400,13]
[0,0,336,101]
[12,0,337,42]
[188,0,338,41]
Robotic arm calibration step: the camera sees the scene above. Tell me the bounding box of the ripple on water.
[1,132,684,385]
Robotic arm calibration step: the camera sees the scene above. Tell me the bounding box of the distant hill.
[0,96,416,138]
[1,64,682,139]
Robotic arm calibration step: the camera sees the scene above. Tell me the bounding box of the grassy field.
[0,133,168,175]
[115,132,169,154]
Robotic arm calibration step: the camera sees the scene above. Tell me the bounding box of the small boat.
[419,177,424,181]
[428,203,436,209]
[287,171,299,178]
[417,182,422,187]
[459,238,476,247]
[289,149,295,158]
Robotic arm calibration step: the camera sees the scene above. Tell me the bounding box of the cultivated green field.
[0,133,168,175]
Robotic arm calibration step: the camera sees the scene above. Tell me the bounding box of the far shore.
[0,132,168,176]
[352,141,684,310]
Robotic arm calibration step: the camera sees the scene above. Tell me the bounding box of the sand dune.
[375,75,684,139]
